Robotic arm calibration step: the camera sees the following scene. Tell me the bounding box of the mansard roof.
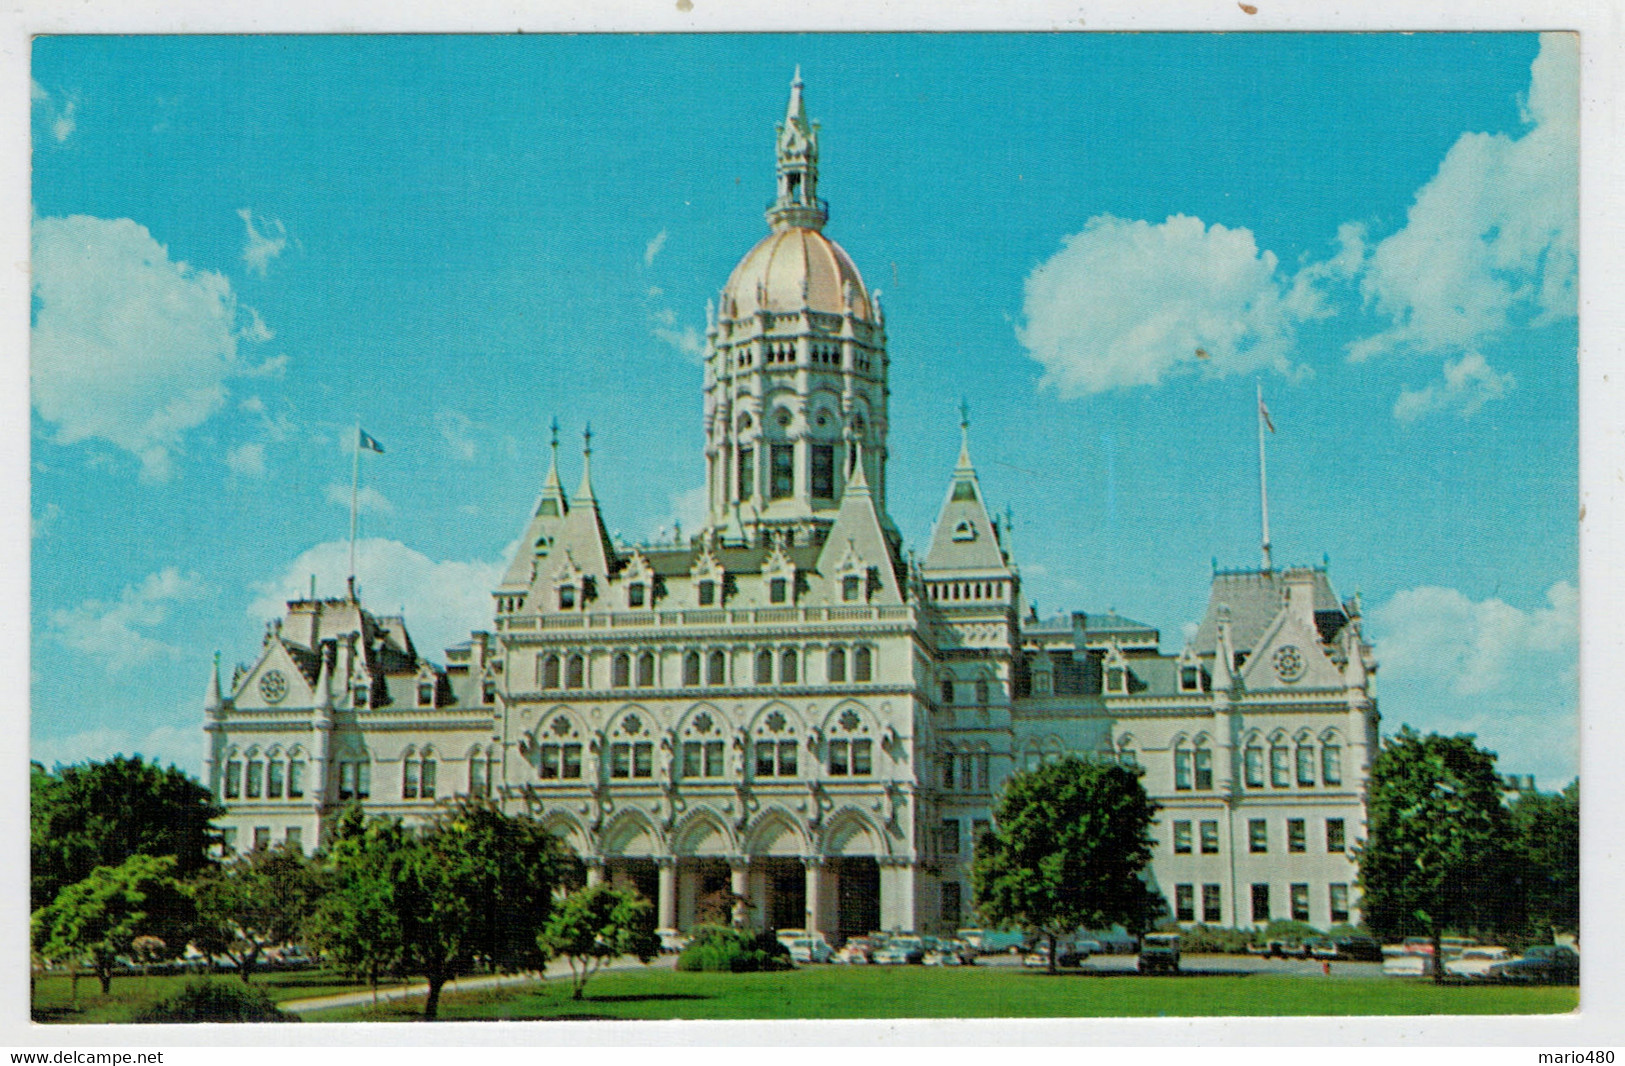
[1191,567,1349,657]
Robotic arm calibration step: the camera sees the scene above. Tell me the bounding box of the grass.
[31,969,380,1024]
[305,966,1578,1022]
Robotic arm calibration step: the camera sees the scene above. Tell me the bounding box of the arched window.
[680,709,726,779]
[628,582,646,608]
[940,678,955,705]
[1321,739,1344,785]
[541,654,560,690]
[752,708,798,778]
[286,749,307,799]
[637,652,655,688]
[853,645,873,682]
[612,653,631,688]
[828,647,846,683]
[468,747,498,797]
[566,654,585,689]
[707,649,726,686]
[1244,741,1265,788]
[1174,742,1193,791]
[1194,739,1214,790]
[537,716,583,781]
[780,649,798,684]
[975,679,989,704]
[683,651,701,687]
[1296,739,1317,787]
[755,649,774,685]
[1270,738,1291,788]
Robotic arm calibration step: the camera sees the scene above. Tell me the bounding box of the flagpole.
[348,420,361,600]
[1257,381,1272,573]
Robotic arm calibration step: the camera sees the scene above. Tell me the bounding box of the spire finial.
[550,418,559,454]
[576,423,597,503]
[583,422,592,459]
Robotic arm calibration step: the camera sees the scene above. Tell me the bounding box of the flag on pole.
[1258,397,1275,434]
[358,428,385,453]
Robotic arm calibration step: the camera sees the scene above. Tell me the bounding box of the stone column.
[584,856,605,887]
[878,858,917,932]
[729,857,751,928]
[656,857,679,934]
[803,856,826,936]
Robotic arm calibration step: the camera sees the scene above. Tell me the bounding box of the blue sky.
[30,33,1579,786]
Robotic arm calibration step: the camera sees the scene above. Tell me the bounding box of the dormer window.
[1106,667,1126,694]
[698,579,716,606]
[842,575,861,602]
[352,682,369,707]
[1180,665,1201,692]
[628,583,646,607]
[559,585,576,610]
[417,681,436,707]
[952,520,976,542]
[770,578,788,604]
[482,679,497,705]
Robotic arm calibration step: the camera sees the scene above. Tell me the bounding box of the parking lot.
[972,951,1386,979]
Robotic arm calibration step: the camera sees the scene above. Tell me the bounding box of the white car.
[1445,946,1510,979]
[777,934,834,964]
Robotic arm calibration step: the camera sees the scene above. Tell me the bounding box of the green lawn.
[307,966,1578,1022]
[32,969,379,1024]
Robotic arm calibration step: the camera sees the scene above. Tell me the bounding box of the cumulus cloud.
[1370,580,1576,698]
[237,208,288,277]
[249,538,509,661]
[660,484,709,541]
[32,215,278,481]
[643,229,668,268]
[32,81,76,143]
[1017,214,1314,396]
[436,409,478,462]
[33,724,202,776]
[46,568,209,672]
[325,483,394,516]
[225,442,267,478]
[1350,34,1577,362]
[1392,352,1516,422]
[32,502,61,539]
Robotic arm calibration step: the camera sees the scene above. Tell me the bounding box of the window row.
[223,757,307,801]
[1171,883,1226,924]
[940,751,991,791]
[1243,742,1343,789]
[1245,817,1348,855]
[937,817,992,859]
[1248,882,1352,924]
[939,678,994,705]
[220,825,302,855]
[532,737,874,781]
[536,645,877,691]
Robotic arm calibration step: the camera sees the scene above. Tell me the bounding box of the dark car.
[1488,945,1579,985]
[1333,935,1384,962]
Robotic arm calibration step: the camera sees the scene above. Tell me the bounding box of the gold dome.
[720,226,872,321]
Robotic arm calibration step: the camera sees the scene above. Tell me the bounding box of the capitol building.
[204,74,1380,942]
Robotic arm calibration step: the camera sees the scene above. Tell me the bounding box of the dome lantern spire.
[767,68,827,232]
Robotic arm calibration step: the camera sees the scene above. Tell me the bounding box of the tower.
[703,70,890,547]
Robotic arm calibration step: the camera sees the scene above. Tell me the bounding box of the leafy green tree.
[972,756,1163,972]
[191,845,321,983]
[31,855,197,995]
[537,883,661,999]
[1357,728,1516,981]
[311,799,577,1019]
[1509,779,1579,939]
[31,757,222,912]
[306,808,406,1000]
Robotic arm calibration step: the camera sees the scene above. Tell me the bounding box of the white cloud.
[644,229,669,268]
[33,724,202,776]
[32,502,61,539]
[662,485,709,541]
[225,442,267,478]
[33,81,76,143]
[1350,34,1577,362]
[436,409,478,462]
[1017,214,1311,396]
[325,482,394,515]
[237,208,288,277]
[46,568,209,672]
[653,320,706,359]
[32,215,275,481]
[1369,580,1576,698]
[1392,352,1516,423]
[248,538,508,662]
[53,100,77,143]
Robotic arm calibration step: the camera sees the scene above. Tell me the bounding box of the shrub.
[1160,924,1256,955]
[135,978,295,1023]
[1260,919,1323,943]
[675,926,792,973]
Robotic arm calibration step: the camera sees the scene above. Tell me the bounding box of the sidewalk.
[280,955,676,1015]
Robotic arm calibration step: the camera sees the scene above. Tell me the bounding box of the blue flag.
[358,428,385,453]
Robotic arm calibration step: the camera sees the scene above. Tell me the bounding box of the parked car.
[777,932,834,964]
[1333,936,1384,962]
[1383,952,1437,977]
[1137,933,1181,974]
[1022,939,1092,968]
[1487,945,1580,985]
[1445,946,1511,979]
[957,928,1027,955]
[833,936,876,964]
[1306,938,1338,960]
[923,940,970,966]
[659,931,690,955]
[872,936,926,965]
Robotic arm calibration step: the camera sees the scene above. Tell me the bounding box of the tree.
[1357,728,1516,982]
[1509,779,1579,939]
[972,756,1163,972]
[306,808,406,1001]
[31,757,222,912]
[191,845,321,983]
[311,799,577,1019]
[31,855,197,995]
[537,884,661,999]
